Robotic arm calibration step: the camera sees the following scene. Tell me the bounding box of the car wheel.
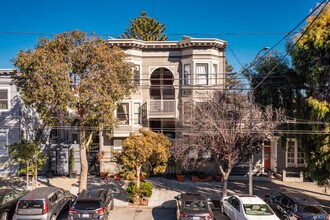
[0,212,8,220]
[282,215,290,220]
[220,202,225,214]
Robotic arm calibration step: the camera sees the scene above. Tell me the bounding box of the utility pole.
[248,47,269,195]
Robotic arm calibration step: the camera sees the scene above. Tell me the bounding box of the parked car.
[174,193,214,220]
[68,189,114,220]
[13,186,75,220]
[0,189,25,220]
[221,194,279,220]
[265,192,328,220]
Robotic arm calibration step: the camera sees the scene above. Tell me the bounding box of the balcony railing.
[142,100,176,118]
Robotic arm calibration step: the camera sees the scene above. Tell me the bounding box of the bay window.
[117,103,129,125]
[184,64,191,85]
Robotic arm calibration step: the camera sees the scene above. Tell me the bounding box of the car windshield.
[18,200,43,209]
[74,200,101,210]
[243,204,274,215]
[184,200,208,211]
[297,205,324,214]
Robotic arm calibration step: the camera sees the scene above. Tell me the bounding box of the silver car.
[13,187,75,220]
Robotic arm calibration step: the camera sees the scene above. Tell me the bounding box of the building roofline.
[108,36,227,50]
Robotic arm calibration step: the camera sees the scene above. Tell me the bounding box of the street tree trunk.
[79,127,88,192]
[26,163,29,191]
[222,172,229,197]
[136,166,141,189]
[99,124,104,173]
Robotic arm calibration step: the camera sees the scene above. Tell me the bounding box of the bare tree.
[174,91,283,197]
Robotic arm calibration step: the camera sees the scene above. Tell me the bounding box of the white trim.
[0,87,10,112]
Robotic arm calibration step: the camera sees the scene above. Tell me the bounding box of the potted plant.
[69,148,77,178]
[176,173,185,182]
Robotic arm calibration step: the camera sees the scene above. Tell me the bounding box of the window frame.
[210,63,218,85]
[183,64,191,85]
[195,63,209,85]
[286,138,306,168]
[133,65,141,86]
[133,102,141,125]
[116,103,130,125]
[0,88,10,111]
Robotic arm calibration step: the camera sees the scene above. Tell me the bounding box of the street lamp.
[248,47,269,196]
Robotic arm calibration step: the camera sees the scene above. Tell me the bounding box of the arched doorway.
[150,67,175,100]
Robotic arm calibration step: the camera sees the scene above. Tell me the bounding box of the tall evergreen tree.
[120,12,167,41]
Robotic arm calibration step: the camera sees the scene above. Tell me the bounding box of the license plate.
[82,214,90,218]
[192,217,200,220]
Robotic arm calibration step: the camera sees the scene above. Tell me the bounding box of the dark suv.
[68,189,114,220]
[13,187,75,220]
[265,192,328,220]
[175,193,214,220]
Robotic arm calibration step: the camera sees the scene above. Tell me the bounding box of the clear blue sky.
[0,0,321,72]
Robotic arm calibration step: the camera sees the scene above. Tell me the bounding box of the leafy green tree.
[289,4,330,100]
[303,98,330,186]
[120,12,167,41]
[117,128,171,189]
[13,30,136,191]
[251,52,305,117]
[8,140,47,190]
[288,4,330,187]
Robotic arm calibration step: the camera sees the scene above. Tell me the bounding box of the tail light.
[179,211,189,217]
[69,208,77,214]
[207,213,213,219]
[95,208,105,214]
[42,200,49,214]
[292,213,302,219]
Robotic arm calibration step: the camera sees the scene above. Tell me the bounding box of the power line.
[252,0,329,91]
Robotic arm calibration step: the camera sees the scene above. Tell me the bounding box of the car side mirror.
[223,198,227,202]
[174,195,180,200]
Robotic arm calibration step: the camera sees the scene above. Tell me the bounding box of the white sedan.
[220,194,280,220]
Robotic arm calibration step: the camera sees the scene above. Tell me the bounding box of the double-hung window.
[210,64,218,85]
[117,103,129,125]
[184,64,191,85]
[134,65,140,86]
[196,63,208,85]
[134,103,141,125]
[0,89,8,110]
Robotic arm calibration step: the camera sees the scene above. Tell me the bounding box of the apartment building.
[101,36,227,172]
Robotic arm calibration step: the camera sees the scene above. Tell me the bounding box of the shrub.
[196,171,208,179]
[126,181,154,203]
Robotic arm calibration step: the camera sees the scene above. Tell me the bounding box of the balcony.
[142,100,176,119]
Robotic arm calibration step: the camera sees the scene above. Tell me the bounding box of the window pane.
[196,63,208,85]
[184,64,191,85]
[134,65,140,85]
[0,101,7,109]
[0,90,8,99]
[210,64,217,85]
[134,103,141,124]
[117,103,129,125]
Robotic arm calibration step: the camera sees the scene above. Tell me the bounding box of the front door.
[264,147,271,170]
